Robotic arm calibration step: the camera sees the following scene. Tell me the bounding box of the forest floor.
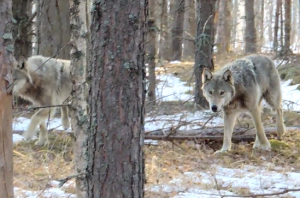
[12,53,300,198]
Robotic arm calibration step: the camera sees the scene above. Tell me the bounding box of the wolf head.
[12,56,33,94]
[201,68,236,112]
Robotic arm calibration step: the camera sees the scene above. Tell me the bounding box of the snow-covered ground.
[12,64,300,197]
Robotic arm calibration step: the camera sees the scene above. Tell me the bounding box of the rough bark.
[283,0,291,54]
[37,1,71,59]
[0,1,14,197]
[244,0,257,53]
[147,1,156,105]
[171,0,185,61]
[183,0,196,60]
[215,0,231,54]
[69,0,89,197]
[158,0,169,60]
[273,0,281,52]
[194,0,216,108]
[86,0,147,197]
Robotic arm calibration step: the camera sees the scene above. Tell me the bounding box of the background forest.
[1,0,300,197]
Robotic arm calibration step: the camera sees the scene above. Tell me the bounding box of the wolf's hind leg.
[61,106,70,129]
[264,90,286,139]
[23,107,56,140]
[250,106,271,151]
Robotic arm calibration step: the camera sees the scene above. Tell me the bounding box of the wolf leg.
[61,106,70,129]
[275,105,286,139]
[23,107,56,140]
[250,107,271,151]
[215,112,237,154]
[35,122,50,146]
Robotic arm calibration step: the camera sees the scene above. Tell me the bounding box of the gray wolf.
[13,55,72,145]
[201,54,286,153]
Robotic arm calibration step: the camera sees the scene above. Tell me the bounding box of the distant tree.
[215,0,231,54]
[232,0,238,51]
[244,0,257,53]
[147,1,157,105]
[36,1,70,59]
[158,0,169,60]
[73,0,147,197]
[183,0,196,60]
[273,0,282,52]
[171,0,185,61]
[283,0,291,54]
[0,0,14,197]
[194,0,217,108]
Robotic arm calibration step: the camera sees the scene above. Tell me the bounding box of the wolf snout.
[211,105,218,112]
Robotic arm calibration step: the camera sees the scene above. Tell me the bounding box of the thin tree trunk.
[147,1,157,104]
[37,1,71,59]
[280,0,284,52]
[194,0,216,108]
[273,0,281,52]
[0,1,14,197]
[259,0,264,51]
[268,0,273,43]
[171,0,185,61]
[244,0,257,53]
[69,0,89,197]
[86,0,146,197]
[283,0,291,54]
[183,0,196,60]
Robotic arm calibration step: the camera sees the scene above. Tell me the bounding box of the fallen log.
[13,126,300,143]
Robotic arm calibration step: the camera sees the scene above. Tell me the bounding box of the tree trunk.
[215,0,231,54]
[183,0,196,60]
[283,0,291,54]
[158,0,169,60]
[85,0,147,197]
[69,0,89,197]
[147,1,157,105]
[280,0,284,52]
[259,0,264,51]
[171,0,185,61]
[244,0,257,53]
[37,1,71,59]
[273,0,281,52]
[194,0,216,108]
[0,1,14,197]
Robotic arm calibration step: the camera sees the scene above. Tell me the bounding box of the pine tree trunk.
[0,1,14,197]
[244,0,257,53]
[283,0,291,54]
[183,0,196,60]
[37,1,71,59]
[147,1,157,105]
[85,0,147,197]
[69,0,89,197]
[171,0,185,61]
[194,0,216,108]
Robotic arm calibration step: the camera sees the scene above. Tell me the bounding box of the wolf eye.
[208,91,213,95]
[220,91,225,96]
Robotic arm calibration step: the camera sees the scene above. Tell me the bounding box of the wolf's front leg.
[35,122,50,146]
[214,112,237,154]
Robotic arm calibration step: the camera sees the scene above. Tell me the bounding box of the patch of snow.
[169,60,181,64]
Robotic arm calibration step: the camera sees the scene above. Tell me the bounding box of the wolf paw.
[214,149,230,155]
[35,139,50,146]
[253,141,271,151]
[22,131,35,140]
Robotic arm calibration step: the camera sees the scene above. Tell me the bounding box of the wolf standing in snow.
[201,54,286,154]
[13,55,72,145]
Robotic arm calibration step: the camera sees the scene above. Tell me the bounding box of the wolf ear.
[18,56,27,70]
[202,68,212,84]
[223,70,234,84]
